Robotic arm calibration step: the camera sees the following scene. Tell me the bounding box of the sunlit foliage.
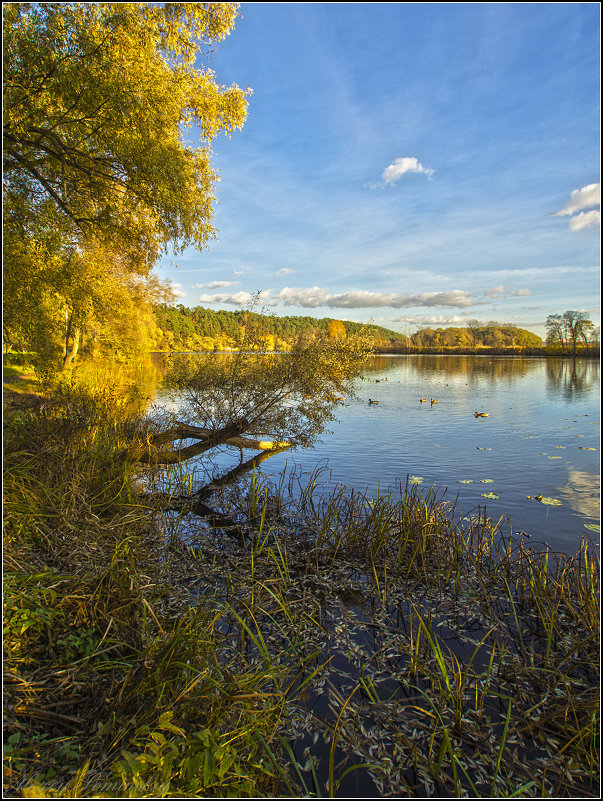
[3,2,249,366]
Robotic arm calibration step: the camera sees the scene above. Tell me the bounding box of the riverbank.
[3,373,600,797]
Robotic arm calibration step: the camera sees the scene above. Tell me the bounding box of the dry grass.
[3,376,599,797]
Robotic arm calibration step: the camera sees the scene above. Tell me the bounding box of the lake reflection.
[148,353,600,554]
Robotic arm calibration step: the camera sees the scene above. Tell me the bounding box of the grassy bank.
[3,373,600,797]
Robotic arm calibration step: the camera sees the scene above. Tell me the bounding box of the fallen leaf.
[482,492,500,500]
[480,479,494,483]
[538,497,563,506]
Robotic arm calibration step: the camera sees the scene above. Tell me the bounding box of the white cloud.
[554,183,600,216]
[197,287,476,310]
[554,183,600,232]
[274,268,295,278]
[568,209,600,232]
[198,290,277,307]
[194,280,239,289]
[484,285,505,298]
[392,314,474,327]
[381,156,435,185]
[484,285,532,298]
[275,286,329,307]
[170,282,186,298]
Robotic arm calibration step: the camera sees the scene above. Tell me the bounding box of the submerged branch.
[141,420,290,464]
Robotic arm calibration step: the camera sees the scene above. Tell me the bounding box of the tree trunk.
[62,321,81,371]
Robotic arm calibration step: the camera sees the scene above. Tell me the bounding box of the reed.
[4,374,599,797]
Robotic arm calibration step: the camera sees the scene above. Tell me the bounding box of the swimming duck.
[474,411,489,417]
[368,399,378,404]
[430,399,439,404]
[420,398,427,403]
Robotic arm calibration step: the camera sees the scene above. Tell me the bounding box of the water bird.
[430,399,439,404]
[368,399,378,404]
[474,412,489,417]
[420,398,427,403]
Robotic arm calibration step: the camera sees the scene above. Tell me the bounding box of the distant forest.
[150,304,545,353]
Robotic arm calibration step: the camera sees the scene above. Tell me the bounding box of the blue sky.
[159,2,600,338]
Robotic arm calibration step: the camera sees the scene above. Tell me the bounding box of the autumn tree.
[163,329,372,453]
[3,2,249,365]
[546,311,594,355]
[328,319,347,340]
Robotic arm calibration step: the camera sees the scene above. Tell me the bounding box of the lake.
[149,353,600,554]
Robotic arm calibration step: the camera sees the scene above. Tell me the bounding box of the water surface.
[150,353,600,553]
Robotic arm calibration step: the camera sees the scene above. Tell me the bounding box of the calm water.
[150,353,600,554]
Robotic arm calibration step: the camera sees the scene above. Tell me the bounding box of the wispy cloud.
[381,156,435,185]
[274,268,295,278]
[484,284,531,298]
[392,314,475,327]
[554,183,600,232]
[484,285,506,298]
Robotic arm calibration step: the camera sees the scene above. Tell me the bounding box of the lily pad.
[555,446,566,449]
[584,523,600,533]
[548,456,562,460]
[408,476,423,485]
[459,479,473,484]
[482,492,500,500]
[538,497,563,506]
[480,479,494,483]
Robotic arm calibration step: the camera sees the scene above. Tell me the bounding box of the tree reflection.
[545,358,600,401]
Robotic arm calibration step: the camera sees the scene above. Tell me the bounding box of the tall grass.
[4,375,599,797]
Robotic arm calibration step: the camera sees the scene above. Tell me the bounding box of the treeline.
[409,324,542,350]
[149,308,551,354]
[150,304,409,351]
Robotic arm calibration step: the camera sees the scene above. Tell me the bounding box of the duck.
[420,398,427,403]
[368,399,378,404]
[430,399,439,404]
[474,411,489,417]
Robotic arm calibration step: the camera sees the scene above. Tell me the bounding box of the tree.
[328,319,347,340]
[546,311,594,355]
[3,2,249,364]
[163,329,372,452]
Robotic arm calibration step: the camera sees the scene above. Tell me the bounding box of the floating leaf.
[584,523,600,533]
[538,497,563,506]
[548,456,562,460]
[539,453,548,456]
[480,479,494,483]
[555,446,566,449]
[577,446,596,450]
[476,447,492,451]
[576,434,584,437]
[482,492,500,500]
[408,476,423,484]
[459,479,473,484]
[523,436,534,439]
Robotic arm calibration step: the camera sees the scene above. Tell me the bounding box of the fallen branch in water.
[139,420,291,464]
